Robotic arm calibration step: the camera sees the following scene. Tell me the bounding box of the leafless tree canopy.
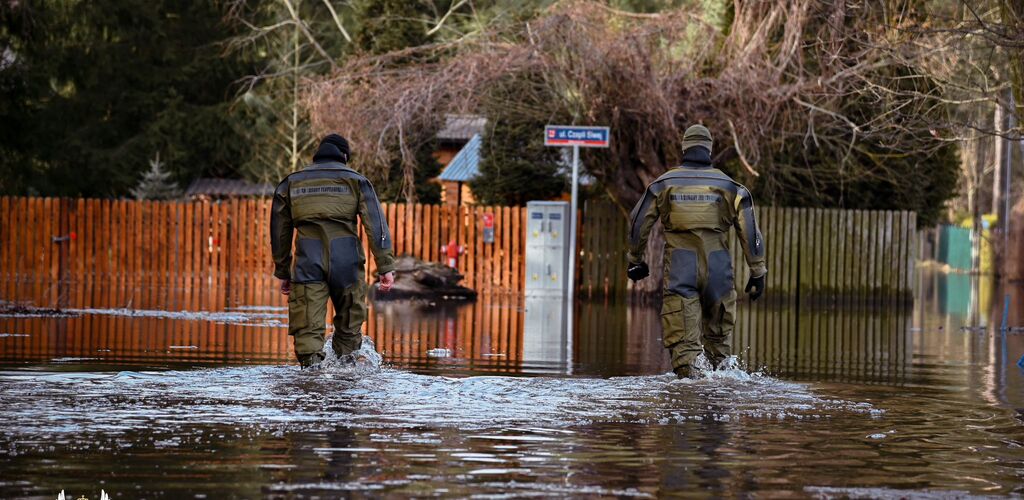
[307,0,968,208]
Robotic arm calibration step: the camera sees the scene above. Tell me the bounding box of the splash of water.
[675,354,762,383]
[318,335,383,376]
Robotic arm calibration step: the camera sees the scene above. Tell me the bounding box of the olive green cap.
[680,124,713,153]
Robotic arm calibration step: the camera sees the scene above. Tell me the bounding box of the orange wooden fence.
[0,197,526,310]
[0,197,917,312]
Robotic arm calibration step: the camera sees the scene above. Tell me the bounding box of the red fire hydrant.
[440,240,465,269]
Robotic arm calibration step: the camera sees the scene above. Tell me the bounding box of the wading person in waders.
[626,125,767,379]
[271,134,395,369]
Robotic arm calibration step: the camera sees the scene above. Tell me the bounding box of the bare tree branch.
[320,0,352,43]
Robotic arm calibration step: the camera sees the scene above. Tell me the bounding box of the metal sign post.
[544,125,610,368]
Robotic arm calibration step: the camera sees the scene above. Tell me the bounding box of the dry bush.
[306,0,949,208]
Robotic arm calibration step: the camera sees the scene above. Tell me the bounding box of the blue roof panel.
[438,133,482,182]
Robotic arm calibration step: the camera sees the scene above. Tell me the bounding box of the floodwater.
[0,271,1022,498]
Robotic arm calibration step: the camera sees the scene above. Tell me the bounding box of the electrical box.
[525,201,571,297]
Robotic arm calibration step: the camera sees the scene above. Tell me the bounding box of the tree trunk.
[993,96,1005,217]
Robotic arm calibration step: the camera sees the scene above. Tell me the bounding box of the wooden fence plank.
[139,200,149,308]
[34,198,46,306]
[901,211,911,300]
[114,199,124,307]
[104,199,114,307]
[245,199,255,306]
[96,198,105,308]
[1,197,8,292]
[82,197,96,307]
[36,198,47,306]
[425,204,435,263]
[17,197,28,301]
[461,205,471,286]
[110,200,121,307]
[1,198,9,300]
[165,201,176,309]
[28,198,40,304]
[501,206,510,291]
[182,202,193,310]
[414,203,423,261]
[79,199,91,307]
[143,200,154,309]
[44,198,56,306]
[93,198,104,308]
[191,201,202,311]
[145,201,156,308]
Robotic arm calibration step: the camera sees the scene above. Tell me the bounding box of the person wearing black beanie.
[270,133,395,369]
[312,143,345,163]
[318,134,351,163]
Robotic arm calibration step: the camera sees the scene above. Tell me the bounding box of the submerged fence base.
[1,197,915,311]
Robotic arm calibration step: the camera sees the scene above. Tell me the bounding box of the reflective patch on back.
[291,185,351,197]
[294,238,325,283]
[328,236,361,290]
[705,249,735,303]
[666,186,725,230]
[671,193,722,203]
[668,249,699,298]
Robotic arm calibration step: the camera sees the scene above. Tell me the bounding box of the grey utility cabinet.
[523,201,571,368]
[524,201,571,297]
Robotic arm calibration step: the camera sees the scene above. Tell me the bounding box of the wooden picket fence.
[578,201,629,297]
[0,197,917,311]
[0,197,525,310]
[739,207,918,303]
[578,201,918,302]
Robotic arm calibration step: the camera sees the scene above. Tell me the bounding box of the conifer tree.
[131,153,180,201]
[471,74,566,206]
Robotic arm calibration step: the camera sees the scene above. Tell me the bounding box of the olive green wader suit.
[627,143,767,375]
[271,158,395,363]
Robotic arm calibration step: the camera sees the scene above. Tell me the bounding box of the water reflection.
[1,271,1022,386]
[523,295,570,371]
[0,308,290,366]
[368,298,523,374]
[1,270,1023,497]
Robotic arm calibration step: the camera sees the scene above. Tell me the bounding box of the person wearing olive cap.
[626,124,767,378]
[270,134,396,369]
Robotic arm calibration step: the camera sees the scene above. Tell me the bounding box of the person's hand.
[378,271,395,292]
[279,278,291,296]
[745,273,766,301]
[627,262,649,282]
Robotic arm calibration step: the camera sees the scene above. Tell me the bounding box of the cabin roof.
[438,133,482,183]
[185,178,274,198]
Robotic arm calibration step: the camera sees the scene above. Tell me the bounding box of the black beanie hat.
[312,143,345,163]
[319,133,351,162]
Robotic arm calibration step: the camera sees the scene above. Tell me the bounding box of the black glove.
[745,273,766,301]
[627,262,649,282]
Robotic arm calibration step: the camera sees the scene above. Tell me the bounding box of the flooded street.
[1,273,1023,498]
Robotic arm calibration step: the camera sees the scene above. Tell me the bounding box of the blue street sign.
[544,125,610,148]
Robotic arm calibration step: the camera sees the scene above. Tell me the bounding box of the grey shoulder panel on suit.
[287,168,364,183]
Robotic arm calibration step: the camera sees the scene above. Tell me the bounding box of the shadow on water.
[0,269,1023,497]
